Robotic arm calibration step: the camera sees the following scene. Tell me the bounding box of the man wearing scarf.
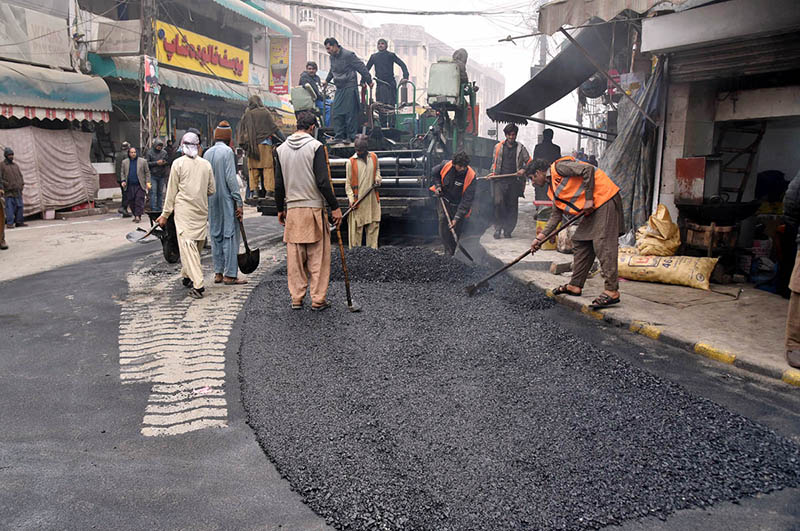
[204,121,246,286]
[157,132,216,299]
[345,135,381,248]
[238,95,285,198]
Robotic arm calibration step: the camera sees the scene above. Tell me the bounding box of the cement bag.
[636,204,680,256]
[557,225,578,254]
[618,255,719,290]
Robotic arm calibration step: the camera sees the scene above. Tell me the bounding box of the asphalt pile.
[239,246,800,530]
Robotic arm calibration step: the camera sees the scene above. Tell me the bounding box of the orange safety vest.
[429,161,477,217]
[547,156,619,215]
[490,141,532,174]
[349,152,380,203]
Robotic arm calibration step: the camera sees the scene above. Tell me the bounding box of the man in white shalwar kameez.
[157,132,216,299]
[345,135,381,248]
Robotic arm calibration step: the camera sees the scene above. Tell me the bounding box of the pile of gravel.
[240,247,800,530]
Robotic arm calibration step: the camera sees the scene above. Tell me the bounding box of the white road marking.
[119,244,271,437]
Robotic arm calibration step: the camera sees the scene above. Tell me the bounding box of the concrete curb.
[534,281,800,389]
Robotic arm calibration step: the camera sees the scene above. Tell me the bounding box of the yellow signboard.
[155,20,249,83]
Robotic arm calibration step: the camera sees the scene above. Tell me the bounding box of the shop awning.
[89,54,283,109]
[0,60,111,122]
[486,20,629,124]
[212,0,293,37]
[536,0,693,35]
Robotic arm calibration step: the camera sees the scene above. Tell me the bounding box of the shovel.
[126,224,161,243]
[465,212,585,296]
[323,146,360,312]
[237,217,260,274]
[439,196,474,262]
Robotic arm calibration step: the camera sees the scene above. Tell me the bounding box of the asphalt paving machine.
[257,57,498,236]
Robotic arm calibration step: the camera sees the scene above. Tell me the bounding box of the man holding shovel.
[275,112,343,311]
[345,135,381,249]
[430,151,476,257]
[204,121,246,286]
[525,157,624,309]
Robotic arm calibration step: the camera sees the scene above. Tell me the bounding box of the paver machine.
[258,57,498,237]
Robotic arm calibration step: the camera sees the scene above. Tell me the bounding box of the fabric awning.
[89,54,283,109]
[0,60,111,122]
[486,20,629,124]
[536,0,692,35]
[212,0,293,37]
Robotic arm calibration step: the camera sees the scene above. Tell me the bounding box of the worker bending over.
[345,135,382,249]
[525,156,624,309]
[430,151,476,256]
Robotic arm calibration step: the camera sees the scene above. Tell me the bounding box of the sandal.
[589,293,620,309]
[552,284,581,296]
[214,274,223,284]
[223,277,248,285]
[311,301,332,312]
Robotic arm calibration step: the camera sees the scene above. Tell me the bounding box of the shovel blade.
[238,248,260,274]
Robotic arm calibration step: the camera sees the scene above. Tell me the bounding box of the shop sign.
[155,20,249,83]
[269,38,290,95]
[0,2,70,69]
[94,19,140,55]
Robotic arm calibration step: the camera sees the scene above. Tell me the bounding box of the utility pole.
[139,0,158,150]
[532,0,547,142]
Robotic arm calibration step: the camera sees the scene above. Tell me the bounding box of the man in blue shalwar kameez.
[204,121,247,285]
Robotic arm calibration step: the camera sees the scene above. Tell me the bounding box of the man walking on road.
[345,134,381,249]
[115,141,132,217]
[120,146,150,223]
[239,95,285,197]
[204,121,246,286]
[430,151,476,256]
[783,170,800,369]
[322,37,372,143]
[157,132,216,299]
[275,112,343,311]
[489,123,530,239]
[1,147,25,230]
[526,156,624,309]
[147,139,169,211]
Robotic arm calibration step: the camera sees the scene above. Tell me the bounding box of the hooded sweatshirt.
[274,132,338,212]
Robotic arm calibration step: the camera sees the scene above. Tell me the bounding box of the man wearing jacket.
[526,156,624,309]
[120,146,151,223]
[784,170,800,369]
[322,37,372,143]
[489,123,530,239]
[275,112,343,311]
[147,138,169,211]
[115,141,132,217]
[1,147,26,230]
[299,61,324,115]
[430,151,476,256]
[366,38,409,126]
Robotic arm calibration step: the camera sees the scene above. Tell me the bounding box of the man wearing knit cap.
[204,121,246,285]
[238,95,285,198]
[157,132,216,299]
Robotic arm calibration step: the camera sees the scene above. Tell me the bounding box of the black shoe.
[182,277,193,288]
[15,222,28,227]
[188,287,204,299]
[121,211,132,218]
[493,229,502,239]
[0,241,7,250]
[6,224,13,229]
[504,232,512,238]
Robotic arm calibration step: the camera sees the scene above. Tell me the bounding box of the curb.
[538,281,799,389]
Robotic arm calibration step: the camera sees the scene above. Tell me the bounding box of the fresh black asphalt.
[240,246,800,531]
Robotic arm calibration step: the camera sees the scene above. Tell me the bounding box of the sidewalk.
[481,193,800,389]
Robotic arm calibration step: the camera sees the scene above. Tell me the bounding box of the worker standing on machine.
[525,156,624,310]
[322,37,372,144]
[430,151,476,256]
[489,123,530,240]
[366,38,409,127]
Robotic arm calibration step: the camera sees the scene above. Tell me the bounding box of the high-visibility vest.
[349,152,379,203]
[429,161,476,217]
[490,141,531,174]
[547,156,619,215]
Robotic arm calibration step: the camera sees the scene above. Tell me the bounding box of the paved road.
[1,215,798,529]
[0,215,330,530]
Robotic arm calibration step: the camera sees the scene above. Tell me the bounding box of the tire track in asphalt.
[118,238,280,436]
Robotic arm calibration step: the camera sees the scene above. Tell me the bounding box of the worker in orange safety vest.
[525,156,625,309]
[345,134,382,248]
[430,151,476,256]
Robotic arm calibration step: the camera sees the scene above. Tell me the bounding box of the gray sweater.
[275,133,338,211]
